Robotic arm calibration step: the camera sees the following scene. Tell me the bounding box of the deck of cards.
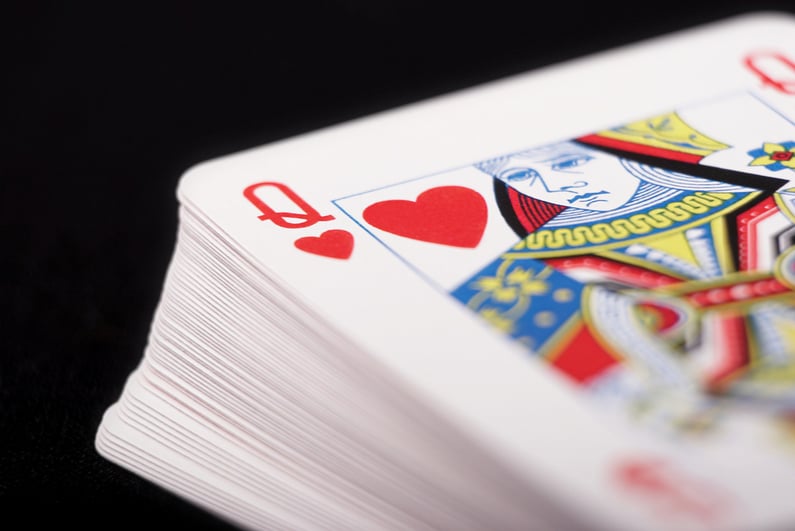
[96,13,795,531]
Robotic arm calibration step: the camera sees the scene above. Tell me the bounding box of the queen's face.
[495,142,640,211]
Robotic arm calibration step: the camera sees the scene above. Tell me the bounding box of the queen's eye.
[551,155,593,170]
[501,168,540,182]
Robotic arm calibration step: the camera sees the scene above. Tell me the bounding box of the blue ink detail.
[684,227,723,278]
[566,189,608,206]
[540,189,748,254]
[331,198,448,294]
[503,168,540,182]
[748,91,795,128]
[747,141,795,172]
[450,255,584,352]
[551,154,594,171]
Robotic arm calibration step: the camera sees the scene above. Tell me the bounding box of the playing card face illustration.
[97,16,795,531]
[335,91,795,437]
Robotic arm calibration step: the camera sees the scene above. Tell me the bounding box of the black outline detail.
[573,138,787,193]
[494,178,530,238]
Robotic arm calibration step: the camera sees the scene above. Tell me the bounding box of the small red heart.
[294,229,354,259]
[363,185,487,248]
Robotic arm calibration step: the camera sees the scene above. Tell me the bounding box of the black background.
[4,2,795,529]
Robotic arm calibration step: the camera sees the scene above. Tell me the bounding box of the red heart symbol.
[363,186,487,248]
[294,229,354,259]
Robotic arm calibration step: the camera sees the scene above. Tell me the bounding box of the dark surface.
[4,2,795,528]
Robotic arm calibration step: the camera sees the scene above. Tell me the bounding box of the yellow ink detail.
[774,192,795,225]
[478,308,516,335]
[710,217,735,275]
[469,263,551,307]
[466,261,556,330]
[508,192,739,258]
[643,231,700,269]
[596,112,729,156]
[659,272,771,296]
[772,417,795,453]
[578,285,624,360]
[553,288,574,303]
[597,249,688,281]
[749,143,795,169]
[534,311,557,328]
[734,308,795,390]
[747,319,795,383]
[539,314,584,360]
[773,246,795,290]
[657,272,793,311]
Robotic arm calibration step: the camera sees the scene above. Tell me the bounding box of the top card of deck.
[177,13,795,531]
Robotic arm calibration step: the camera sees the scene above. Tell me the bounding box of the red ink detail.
[508,186,566,234]
[636,301,683,334]
[736,196,777,271]
[686,276,789,307]
[243,181,335,228]
[744,52,795,94]
[772,151,794,161]
[550,323,620,383]
[704,313,748,391]
[616,458,725,525]
[294,229,354,260]
[577,134,704,164]
[545,256,680,288]
[363,186,487,248]
[619,459,677,495]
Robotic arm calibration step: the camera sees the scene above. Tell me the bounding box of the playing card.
[98,12,795,531]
